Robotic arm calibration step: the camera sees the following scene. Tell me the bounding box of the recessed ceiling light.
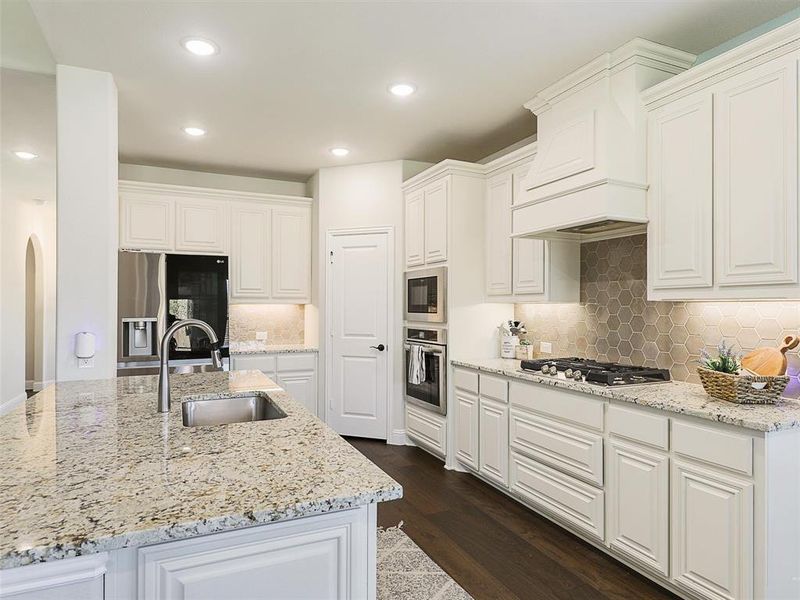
[13,150,38,160]
[183,126,206,137]
[182,38,219,57]
[330,147,350,157]
[389,83,416,97]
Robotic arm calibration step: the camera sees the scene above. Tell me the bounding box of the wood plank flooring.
[349,438,678,600]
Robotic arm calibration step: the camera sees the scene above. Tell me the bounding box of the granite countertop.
[452,358,800,433]
[0,371,401,568]
[229,341,319,355]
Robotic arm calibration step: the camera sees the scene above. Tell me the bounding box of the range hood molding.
[512,38,695,241]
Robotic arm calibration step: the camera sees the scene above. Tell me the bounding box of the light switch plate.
[256,331,269,341]
[539,341,552,354]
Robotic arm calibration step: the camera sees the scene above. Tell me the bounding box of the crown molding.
[642,18,800,108]
[524,37,695,115]
[483,141,538,175]
[118,179,313,206]
[401,159,487,190]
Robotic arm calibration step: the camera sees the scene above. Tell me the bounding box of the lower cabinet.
[406,404,447,459]
[478,397,508,487]
[454,389,479,470]
[671,460,754,600]
[230,352,318,415]
[606,439,669,577]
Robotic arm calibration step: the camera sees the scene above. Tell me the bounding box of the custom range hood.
[512,38,695,241]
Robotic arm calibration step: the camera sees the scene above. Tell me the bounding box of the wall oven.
[404,327,447,415]
[404,266,447,323]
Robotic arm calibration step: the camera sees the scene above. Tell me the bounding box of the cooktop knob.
[548,366,558,376]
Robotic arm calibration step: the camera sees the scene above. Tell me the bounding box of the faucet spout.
[157,319,221,413]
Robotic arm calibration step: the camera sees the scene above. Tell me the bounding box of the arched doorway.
[25,236,44,394]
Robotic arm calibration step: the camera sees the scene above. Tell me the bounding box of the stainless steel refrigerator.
[118,251,229,367]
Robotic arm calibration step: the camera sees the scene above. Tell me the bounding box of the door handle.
[370,344,386,352]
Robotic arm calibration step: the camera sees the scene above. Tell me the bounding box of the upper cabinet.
[483,145,580,303]
[119,181,312,304]
[643,22,799,300]
[404,177,452,268]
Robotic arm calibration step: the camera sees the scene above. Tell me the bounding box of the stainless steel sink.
[181,393,287,427]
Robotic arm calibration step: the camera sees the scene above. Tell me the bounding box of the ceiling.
[28,1,796,181]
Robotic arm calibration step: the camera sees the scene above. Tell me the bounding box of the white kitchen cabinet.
[404,189,425,268]
[607,439,669,577]
[230,352,317,415]
[406,404,447,459]
[230,203,271,299]
[423,179,448,264]
[479,396,508,487]
[671,460,753,600]
[485,173,513,296]
[271,206,311,300]
[0,553,107,600]
[482,147,580,302]
[175,198,228,254]
[647,95,714,291]
[119,192,174,251]
[454,389,479,470]
[714,56,798,288]
[643,24,799,300]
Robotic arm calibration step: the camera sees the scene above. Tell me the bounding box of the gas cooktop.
[520,357,671,386]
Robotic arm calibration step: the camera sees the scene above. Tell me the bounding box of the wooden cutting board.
[742,335,799,376]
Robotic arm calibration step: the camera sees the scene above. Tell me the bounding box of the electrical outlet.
[256,331,269,341]
[539,341,552,354]
[78,357,94,369]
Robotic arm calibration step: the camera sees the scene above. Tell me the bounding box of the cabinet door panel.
[647,95,713,290]
[454,389,479,470]
[424,179,448,264]
[276,370,316,415]
[175,199,227,254]
[714,57,798,286]
[486,174,513,296]
[479,397,508,487]
[120,195,174,250]
[513,238,546,295]
[607,440,668,577]
[404,190,425,267]
[271,207,311,301]
[672,460,753,600]
[230,204,270,299]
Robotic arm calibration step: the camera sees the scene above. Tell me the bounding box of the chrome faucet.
[158,319,223,412]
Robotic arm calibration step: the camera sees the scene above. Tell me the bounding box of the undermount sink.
[181,392,287,427]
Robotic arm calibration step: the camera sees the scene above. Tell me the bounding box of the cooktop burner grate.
[520,357,671,386]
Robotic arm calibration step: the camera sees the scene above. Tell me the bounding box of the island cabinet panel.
[138,506,373,600]
[671,460,753,600]
[607,439,669,577]
[0,553,108,600]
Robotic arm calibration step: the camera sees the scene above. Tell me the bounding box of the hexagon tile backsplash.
[515,234,800,394]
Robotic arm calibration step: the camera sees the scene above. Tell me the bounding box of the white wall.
[119,163,308,198]
[312,160,430,444]
[56,65,119,381]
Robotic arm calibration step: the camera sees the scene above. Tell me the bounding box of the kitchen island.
[0,370,401,599]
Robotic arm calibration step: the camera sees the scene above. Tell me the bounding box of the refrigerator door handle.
[157,253,167,359]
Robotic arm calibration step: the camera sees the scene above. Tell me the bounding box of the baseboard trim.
[0,392,27,417]
[33,379,53,392]
[387,429,408,446]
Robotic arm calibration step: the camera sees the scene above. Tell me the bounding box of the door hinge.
[329,250,334,264]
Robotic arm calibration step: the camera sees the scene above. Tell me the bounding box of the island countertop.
[0,371,401,569]
[452,358,800,433]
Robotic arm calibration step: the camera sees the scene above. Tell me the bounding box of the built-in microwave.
[404,267,447,324]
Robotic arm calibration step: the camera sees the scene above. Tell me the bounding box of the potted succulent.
[515,339,533,360]
[697,341,788,404]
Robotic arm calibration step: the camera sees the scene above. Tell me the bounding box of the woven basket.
[697,367,788,404]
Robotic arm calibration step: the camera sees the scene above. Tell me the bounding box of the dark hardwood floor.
[349,438,678,600]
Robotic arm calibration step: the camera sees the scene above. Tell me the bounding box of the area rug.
[377,523,473,600]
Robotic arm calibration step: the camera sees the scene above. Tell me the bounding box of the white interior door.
[327,230,390,439]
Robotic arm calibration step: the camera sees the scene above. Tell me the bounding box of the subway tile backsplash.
[229,304,305,345]
[515,234,800,395]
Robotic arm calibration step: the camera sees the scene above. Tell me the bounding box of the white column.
[55,65,118,381]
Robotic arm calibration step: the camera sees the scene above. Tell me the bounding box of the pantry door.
[326,229,392,439]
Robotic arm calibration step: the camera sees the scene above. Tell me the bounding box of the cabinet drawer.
[453,368,479,394]
[510,408,603,486]
[277,353,316,372]
[607,404,669,450]
[480,374,508,404]
[672,421,752,476]
[407,405,446,458]
[509,381,604,432]
[231,354,277,375]
[510,451,605,541]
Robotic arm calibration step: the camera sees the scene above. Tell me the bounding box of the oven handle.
[404,343,444,355]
